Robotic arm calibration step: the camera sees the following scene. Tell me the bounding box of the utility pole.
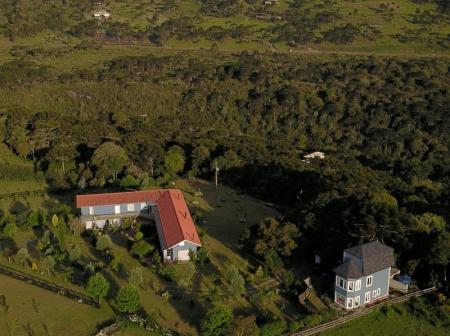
[214,161,219,188]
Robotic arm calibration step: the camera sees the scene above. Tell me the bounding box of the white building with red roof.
[76,189,201,262]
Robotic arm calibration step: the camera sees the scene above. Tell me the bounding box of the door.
[177,249,190,261]
[114,205,120,214]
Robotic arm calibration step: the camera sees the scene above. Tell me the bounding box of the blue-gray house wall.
[166,241,199,261]
[80,202,152,217]
[335,267,391,309]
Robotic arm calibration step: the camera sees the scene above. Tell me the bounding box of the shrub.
[116,285,140,313]
[260,320,287,336]
[86,272,110,300]
[96,234,112,251]
[201,305,233,336]
[130,240,154,258]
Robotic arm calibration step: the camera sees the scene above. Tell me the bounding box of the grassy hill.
[0,0,448,71]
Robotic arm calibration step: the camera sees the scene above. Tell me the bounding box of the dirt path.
[99,40,450,59]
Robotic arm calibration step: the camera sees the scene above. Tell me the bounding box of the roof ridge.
[166,189,186,243]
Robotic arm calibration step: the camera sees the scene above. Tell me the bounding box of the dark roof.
[76,190,201,249]
[334,259,362,279]
[334,241,395,278]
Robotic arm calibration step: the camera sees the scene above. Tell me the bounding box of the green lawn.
[319,304,449,336]
[0,273,114,336]
[0,145,47,195]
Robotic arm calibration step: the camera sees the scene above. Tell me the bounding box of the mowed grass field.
[0,274,114,336]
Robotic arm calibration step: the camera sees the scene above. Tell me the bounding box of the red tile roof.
[76,190,201,249]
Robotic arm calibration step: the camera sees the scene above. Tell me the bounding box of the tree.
[253,218,299,257]
[26,210,41,228]
[68,245,82,262]
[260,320,286,336]
[15,248,29,267]
[51,214,59,227]
[110,250,122,272]
[130,240,154,258]
[129,267,145,288]
[225,265,245,298]
[41,256,56,275]
[201,305,233,336]
[91,142,129,182]
[163,145,185,177]
[116,284,140,313]
[86,273,110,300]
[96,234,112,252]
[228,315,260,336]
[2,222,17,238]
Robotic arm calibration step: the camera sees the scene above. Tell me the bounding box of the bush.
[130,240,154,258]
[116,285,140,313]
[86,272,110,300]
[96,234,112,251]
[260,320,287,336]
[201,305,233,336]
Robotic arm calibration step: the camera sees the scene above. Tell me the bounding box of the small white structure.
[93,10,110,19]
[304,152,325,160]
[303,151,325,163]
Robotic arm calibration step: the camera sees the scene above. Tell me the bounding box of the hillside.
[0,0,448,69]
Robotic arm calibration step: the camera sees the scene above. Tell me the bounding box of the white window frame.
[376,288,381,296]
[127,203,135,212]
[166,249,172,259]
[335,292,346,308]
[347,298,354,309]
[365,291,371,303]
[366,275,373,287]
[355,279,361,291]
[354,296,360,307]
[373,290,377,297]
[337,276,346,290]
[347,280,354,292]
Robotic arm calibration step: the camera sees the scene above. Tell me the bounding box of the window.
[336,276,346,290]
[354,296,360,308]
[347,298,354,309]
[365,291,371,303]
[335,293,345,307]
[89,206,94,215]
[376,288,381,296]
[355,279,361,291]
[127,203,135,212]
[366,275,373,287]
[114,205,120,214]
[373,290,377,297]
[348,281,354,291]
[166,249,172,259]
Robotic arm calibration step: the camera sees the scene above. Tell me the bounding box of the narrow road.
[99,40,450,59]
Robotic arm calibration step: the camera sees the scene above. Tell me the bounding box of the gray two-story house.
[333,241,395,310]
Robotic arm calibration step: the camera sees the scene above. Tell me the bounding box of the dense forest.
[0,52,448,289]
